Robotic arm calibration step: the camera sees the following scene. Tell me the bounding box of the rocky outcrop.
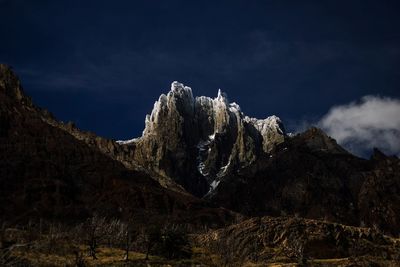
[119,81,286,196]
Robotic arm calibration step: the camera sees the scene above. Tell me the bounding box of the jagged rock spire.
[119,81,286,197]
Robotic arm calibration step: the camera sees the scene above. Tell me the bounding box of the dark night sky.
[1,0,400,141]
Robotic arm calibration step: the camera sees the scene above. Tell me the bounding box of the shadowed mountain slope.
[0,64,235,227]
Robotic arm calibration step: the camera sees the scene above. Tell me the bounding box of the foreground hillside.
[197,216,400,266]
[2,216,400,266]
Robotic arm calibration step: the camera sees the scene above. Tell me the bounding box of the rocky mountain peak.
[297,126,348,154]
[120,81,286,196]
[170,81,195,109]
[216,88,228,103]
[0,64,32,106]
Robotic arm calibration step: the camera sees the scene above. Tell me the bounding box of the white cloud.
[318,96,400,157]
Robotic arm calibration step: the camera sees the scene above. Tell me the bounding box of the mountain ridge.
[1,63,399,232]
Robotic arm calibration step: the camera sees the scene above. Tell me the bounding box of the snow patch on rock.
[116,138,139,145]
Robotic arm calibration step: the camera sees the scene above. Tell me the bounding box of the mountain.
[0,64,235,227]
[118,81,400,236]
[1,64,400,265]
[2,67,398,233]
[118,81,285,197]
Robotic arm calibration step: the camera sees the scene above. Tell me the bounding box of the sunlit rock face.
[119,81,286,197]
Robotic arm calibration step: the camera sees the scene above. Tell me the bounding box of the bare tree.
[73,249,86,267]
[120,220,136,261]
[137,225,161,261]
[44,222,63,254]
[82,214,107,260]
[100,218,134,261]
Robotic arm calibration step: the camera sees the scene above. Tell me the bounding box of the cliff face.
[119,81,286,197]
